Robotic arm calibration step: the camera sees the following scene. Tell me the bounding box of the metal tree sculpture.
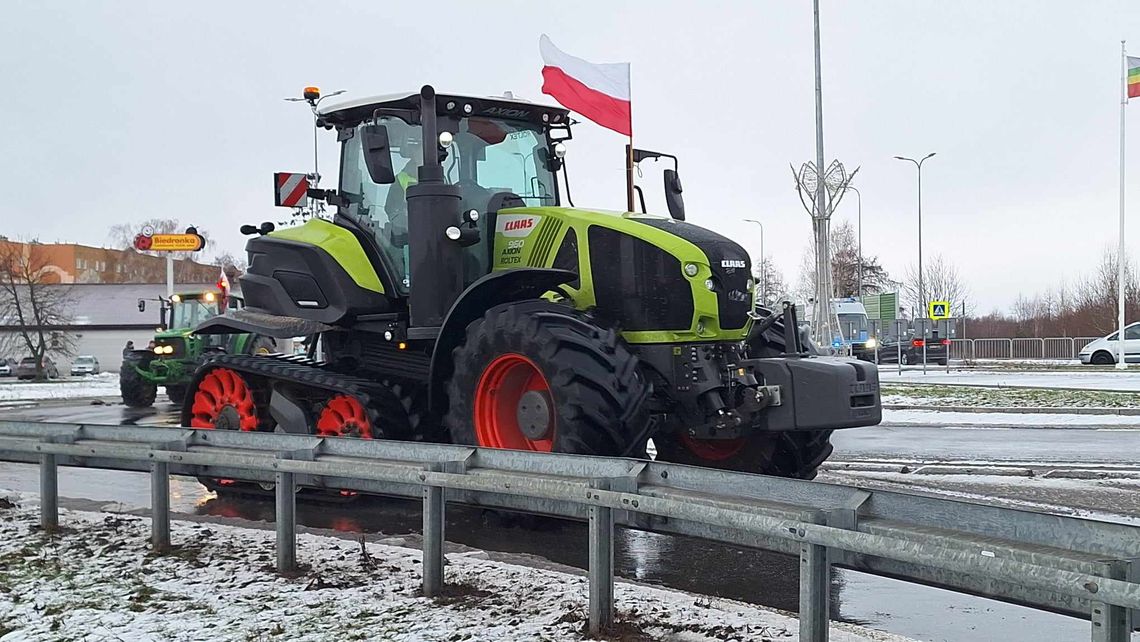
[791,160,859,349]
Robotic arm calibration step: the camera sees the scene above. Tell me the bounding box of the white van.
[1077,322,1140,364]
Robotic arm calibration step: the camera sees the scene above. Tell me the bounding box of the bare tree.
[752,256,788,308]
[795,221,892,302]
[212,251,247,282]
[0,241,76,379]
[1071,246,1139,335]
[902,254,969,319]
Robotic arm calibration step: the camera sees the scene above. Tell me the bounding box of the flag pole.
[1118,40,1128,370]
[625,65,635,213]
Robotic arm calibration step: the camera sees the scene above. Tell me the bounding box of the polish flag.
[216,267,230,305]
[539,35,631,137]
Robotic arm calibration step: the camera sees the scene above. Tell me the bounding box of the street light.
[893,153,936,317]
[744,219,765,305]
[895,152,935,374]
[847,185,862,298]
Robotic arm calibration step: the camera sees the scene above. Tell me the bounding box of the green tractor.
[183,85,880,479]
[122,291,275,407]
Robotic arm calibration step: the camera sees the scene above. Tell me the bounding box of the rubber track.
[182,354,411,439]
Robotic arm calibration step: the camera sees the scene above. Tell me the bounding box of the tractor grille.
[155,337,186,359]
[588,226,693,331]
[630,218,752,331]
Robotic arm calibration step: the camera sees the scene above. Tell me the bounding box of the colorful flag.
[1129,56,1140,99]
[539,35,631,136]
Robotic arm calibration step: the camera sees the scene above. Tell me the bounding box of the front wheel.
[900,351,911,366]
[1091,351,1116,365]
[120,362,157,408]
[444,300,650,457]
[654,430,835,480]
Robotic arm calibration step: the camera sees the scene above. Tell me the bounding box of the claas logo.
[504,219,534,232]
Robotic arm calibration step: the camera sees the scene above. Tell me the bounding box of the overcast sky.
[4,1,1140,313]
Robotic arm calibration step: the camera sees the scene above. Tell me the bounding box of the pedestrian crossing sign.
[928,301,951,320]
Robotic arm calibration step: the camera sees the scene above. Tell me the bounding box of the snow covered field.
[0,373,123,403]
[0,492,909,642]
[881,408,1140,428]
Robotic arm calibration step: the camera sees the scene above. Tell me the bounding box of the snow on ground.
[0,373,124,403]
[0,492,909,642]
[886,368,1140,391]
[882,408,1140,428]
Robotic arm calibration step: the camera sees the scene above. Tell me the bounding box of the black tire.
[444,300,650,456]
[937,358,948,366]
[900,351,911,366]
[1091,351,1116,365]
[166,384,187,406]
[654,430,835,480]
[120,361,157,408]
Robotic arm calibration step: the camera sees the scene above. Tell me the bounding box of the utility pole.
[812,0,832,347]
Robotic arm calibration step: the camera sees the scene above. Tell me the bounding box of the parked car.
[15,356,60,380]
[70,355,101,376]
[0,357,16,377]
[1077,322,1140,365]
[876,337,949,366]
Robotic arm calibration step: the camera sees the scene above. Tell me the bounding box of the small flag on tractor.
[274,172,310,208]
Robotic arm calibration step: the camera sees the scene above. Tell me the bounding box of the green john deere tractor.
[183,85,880,479]
[122,291,275,407]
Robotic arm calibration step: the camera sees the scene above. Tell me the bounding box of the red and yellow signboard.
[133,230,206,252]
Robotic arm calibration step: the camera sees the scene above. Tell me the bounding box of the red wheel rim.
[316,395,372,439]
[680,435,746,461]
[473,353,555,452]
[190,368,259,431]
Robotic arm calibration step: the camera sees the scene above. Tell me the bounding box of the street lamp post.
[895,152,936,373]
[744,219,765,305]
[847,186,862,298]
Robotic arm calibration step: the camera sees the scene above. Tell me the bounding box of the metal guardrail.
[0,420,1137,642]
[949,337,1104,361]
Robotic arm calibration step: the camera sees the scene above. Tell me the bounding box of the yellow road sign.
[929,300,951,320]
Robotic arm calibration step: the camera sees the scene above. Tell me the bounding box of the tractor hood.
[490,206,755,343]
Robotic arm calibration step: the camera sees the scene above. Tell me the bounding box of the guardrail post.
[275,455,296,574]
[422,463,445,597]
[799,510,830,642]
[39,448,58,532]
[588,479,614,634]
[150,461,170,551]
[1091,559,1132,642]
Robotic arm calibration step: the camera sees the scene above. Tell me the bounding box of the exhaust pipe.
[407,85,464,328]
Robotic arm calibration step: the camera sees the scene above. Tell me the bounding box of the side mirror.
[361,124,396,185]
[137,299,146,313]
[664,169,685,221]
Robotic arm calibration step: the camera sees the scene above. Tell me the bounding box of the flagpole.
[625,65,635,213]
[1118,40,1128,369]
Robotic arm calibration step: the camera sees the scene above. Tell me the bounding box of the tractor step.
[194,309,333,338]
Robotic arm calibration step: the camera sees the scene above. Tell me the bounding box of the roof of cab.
[316,91,570,129]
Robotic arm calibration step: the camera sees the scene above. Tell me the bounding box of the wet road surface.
[1,399,1134,641]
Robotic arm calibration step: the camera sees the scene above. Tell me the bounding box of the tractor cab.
[319,92,570,293]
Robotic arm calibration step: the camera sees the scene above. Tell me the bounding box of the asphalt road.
[0,398,1135,642]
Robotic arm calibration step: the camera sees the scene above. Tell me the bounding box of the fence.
[0,420,1137,642]
[949,337,1102,361]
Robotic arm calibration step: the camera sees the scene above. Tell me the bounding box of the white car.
[1078,322,1140,365]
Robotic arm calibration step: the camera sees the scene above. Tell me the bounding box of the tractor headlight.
[704,278,716,291]
[204,292,216,302]
[683,263,699,277]
[153,346,163,354]
[170,294,181,303]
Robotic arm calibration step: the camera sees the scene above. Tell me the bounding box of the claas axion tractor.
[183,85,880,479]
